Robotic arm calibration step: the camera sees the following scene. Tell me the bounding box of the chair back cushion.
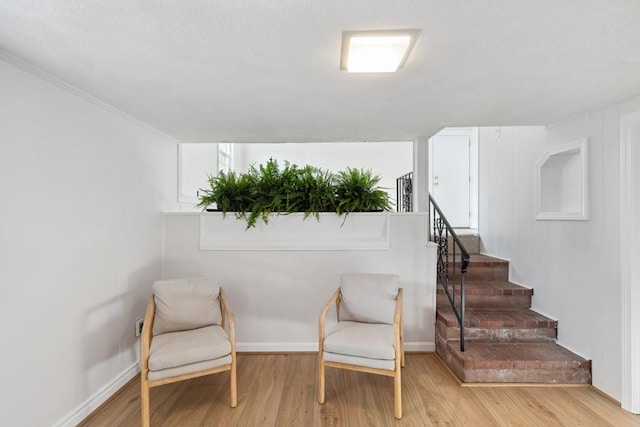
[339,273,399,324]
[152,277,222,335]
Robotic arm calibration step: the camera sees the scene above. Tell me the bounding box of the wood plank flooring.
[79,353,640,427]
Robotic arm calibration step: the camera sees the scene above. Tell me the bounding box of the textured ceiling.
[1,1,639,143]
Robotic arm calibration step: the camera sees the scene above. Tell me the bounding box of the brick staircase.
[435,246,592,384]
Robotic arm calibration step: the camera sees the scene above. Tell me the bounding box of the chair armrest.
[319,289,341,347]
[140,296,155,372]
[219,288,236,347]
[393,288,403,328]
[393,288,404,365]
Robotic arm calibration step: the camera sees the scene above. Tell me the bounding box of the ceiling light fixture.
[340,30,419,73]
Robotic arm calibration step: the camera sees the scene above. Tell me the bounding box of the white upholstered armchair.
[317,273,405,419]
[140,277,237,427]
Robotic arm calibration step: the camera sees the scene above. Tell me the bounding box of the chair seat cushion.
[147,355,232,382]
[323,352,395,371]
[149,325,231,371]
[323,321,395,360]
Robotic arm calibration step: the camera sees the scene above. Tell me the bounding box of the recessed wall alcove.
[534,138,588,220]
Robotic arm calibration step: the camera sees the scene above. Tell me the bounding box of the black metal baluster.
[429,193,469,352]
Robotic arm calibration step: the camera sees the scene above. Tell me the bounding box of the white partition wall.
[163,212,438,351]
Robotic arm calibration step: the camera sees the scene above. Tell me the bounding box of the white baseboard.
[237,342,318,352]
[478,251,510,262]
[405,342,435,352]
[236,341,435,353]
[52,362,140,427]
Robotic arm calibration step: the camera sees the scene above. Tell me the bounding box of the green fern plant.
[334,168,392,216]
[197,160,392,228]
[196,170,254,213]
[298,165,337,220]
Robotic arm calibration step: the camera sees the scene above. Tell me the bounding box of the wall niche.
[534,138,588,221]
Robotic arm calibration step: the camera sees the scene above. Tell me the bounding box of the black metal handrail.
[429,193,470,351]
[396,172,413,212]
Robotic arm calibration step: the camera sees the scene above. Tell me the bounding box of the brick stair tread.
[446,341,590,370]
[437,307,557,328]
[453,254,509,267]
[436,280,533,296]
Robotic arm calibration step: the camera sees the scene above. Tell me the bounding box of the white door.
[430,134,470,228]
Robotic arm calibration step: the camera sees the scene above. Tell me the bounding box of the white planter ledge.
[199,212,390,251]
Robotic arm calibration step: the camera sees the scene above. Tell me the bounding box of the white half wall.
[163,213,437,351]
[0,59,176,426]
[478,96,640,403]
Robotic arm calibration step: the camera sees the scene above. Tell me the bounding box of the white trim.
[177,143,196,203]
[553,340,591,363]
[0,51,179,142]
[52,362,140,427]
[478,251,510,262]
[413,136,429,212]
[405,342,435,352]
[236,341,434,353]
[237,342,319,352]
[163,210,428,217]
[499,278,534,291]
[620,110,640,414]
[534,138,589,221]
[199,212,391,251]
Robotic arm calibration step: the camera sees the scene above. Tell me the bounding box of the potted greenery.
[297,165,337,220]
[334,167,392,215]
[197,159,392,228]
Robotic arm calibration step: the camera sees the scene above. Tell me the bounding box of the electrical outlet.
[135,318,144,337]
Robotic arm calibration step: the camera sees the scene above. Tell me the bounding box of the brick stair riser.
[464,267,509,281]
[436,294,531,310]
[462,368,592,383]
[436,337,466,380]
[446,236,480,255]
[436,321,557,343]
[436,339,591,384]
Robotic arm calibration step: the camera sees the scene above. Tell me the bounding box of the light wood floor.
[80,353,640,427]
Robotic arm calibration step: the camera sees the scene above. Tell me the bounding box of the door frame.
[428,127,479,229]
[620,110,640,413]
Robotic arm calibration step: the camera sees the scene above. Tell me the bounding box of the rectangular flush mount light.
[341,30,419,73]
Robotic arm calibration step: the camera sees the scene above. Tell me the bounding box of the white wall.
[163,213,437,351]
[0,60,176,426]
[478,96,640,402]
[234,142,413,204]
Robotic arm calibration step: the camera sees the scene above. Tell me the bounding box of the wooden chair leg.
[401,321,405,368]
[230,360,238,408]
[141,378,150,427]
[317,355,325,404]
[394,370,402,419]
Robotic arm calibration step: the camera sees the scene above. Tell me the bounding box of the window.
[218,143,233,174]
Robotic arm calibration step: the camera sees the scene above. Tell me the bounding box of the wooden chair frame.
[317,288,405,419]
[140,287,237,427]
